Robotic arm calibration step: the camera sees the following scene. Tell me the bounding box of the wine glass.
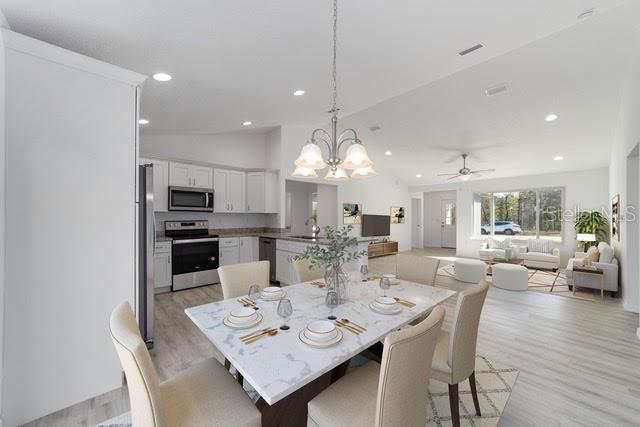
[325,290,339,320]
[379,276,391,297]
[277,298,293,331]
[248,285,261,310]
[360,264,369,282]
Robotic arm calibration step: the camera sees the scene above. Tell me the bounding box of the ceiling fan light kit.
[438,153,495,181]
[292,0,375,181]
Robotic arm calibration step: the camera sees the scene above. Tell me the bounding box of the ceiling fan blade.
[471,169,496,174]
[437,173,459,176]
[447,174,462,181]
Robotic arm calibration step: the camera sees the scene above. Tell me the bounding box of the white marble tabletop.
[185,277,456,405]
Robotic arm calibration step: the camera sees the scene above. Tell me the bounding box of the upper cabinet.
[247,171,278,213]
[169,161,213,189]
[214,168,245,213]
[140,158,169,212]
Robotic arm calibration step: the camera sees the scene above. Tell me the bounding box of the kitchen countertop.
[156,231,379,244]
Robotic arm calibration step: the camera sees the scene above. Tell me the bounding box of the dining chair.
[109,302,261,427]
[218,260,270,299]
[431,280,489,427]
[292,257,325,283]
[396,253,440,285]
[307,305,445,426]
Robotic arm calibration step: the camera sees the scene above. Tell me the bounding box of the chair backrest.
[218,260,270,299]
[292,258,325,283]
[396,254,440,285]
[109,302,163,427]
[448,280,489,384]
[375,305,445,427]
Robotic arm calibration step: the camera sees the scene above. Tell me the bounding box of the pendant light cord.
[331,0,338,113]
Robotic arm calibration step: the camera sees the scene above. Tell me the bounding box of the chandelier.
[292,0,376,181]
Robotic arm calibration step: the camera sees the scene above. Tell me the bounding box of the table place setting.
[310,281,326,288]
[298,320,344,348]
[260,286,287,301]
[223,306,264,329]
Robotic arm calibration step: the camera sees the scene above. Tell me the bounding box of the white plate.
[262,286,282,294]
[389,279,401,285]
[229,307,258,323]
[303,322,339,342]
[299,327,343,348]
[369,302,402,315]
[261,290,286,300]
[223,312,263,329]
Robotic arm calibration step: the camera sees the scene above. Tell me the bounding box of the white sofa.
[519,239,560,270]
[478,238,523,261]
[565,242,618,295]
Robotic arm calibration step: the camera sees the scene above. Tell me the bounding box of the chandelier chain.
[331,0,338,112]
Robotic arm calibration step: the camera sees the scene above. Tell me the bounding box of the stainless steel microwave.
[168,186,214,212]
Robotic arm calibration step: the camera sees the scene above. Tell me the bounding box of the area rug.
[438,264,602,301]
[97,355,518,427]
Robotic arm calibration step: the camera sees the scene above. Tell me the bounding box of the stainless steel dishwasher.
[259,237,277,282]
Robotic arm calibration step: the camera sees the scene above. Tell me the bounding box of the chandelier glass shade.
[292,0,374,181]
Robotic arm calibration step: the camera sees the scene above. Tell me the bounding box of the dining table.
[185,276,456,426]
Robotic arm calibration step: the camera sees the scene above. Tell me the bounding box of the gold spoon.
[340,318,366,331]
[245,329,278,344]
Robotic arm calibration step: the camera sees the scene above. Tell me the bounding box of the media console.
[367,241,399,258]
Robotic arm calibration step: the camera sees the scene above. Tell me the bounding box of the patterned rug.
[438,264,602,301]
[97,355,518,427]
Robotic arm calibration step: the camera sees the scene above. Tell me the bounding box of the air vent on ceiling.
[458,43,484,56]
[368,124,381,132]
[485,83,509,97]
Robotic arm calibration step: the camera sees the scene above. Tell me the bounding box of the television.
[362,214,391,237]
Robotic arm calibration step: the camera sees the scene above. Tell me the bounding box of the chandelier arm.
[311,129,333,154]
[337,128,359,142]
[336,137,359,153]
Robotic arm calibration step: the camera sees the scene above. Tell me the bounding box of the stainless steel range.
[165,220,219,291]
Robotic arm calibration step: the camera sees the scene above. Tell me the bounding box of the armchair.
[565,242,618,294]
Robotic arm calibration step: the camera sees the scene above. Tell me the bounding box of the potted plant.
[574,211,608,247]
[294,225,367,303]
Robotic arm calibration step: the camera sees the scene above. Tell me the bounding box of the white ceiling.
[0,0,631,135]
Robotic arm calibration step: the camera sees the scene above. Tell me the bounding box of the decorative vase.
[325,265,349,304]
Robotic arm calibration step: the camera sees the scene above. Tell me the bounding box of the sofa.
[565,242,618,295]
[519,239,560,270]
[478,238,523,261]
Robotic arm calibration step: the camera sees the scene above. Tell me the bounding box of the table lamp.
[577,233,596,252]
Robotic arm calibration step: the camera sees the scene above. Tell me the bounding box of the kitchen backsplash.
[154,211,278,231]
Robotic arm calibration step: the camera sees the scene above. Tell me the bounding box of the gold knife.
[241,328,276,342]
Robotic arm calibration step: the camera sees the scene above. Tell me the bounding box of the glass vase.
[325,265,349,304]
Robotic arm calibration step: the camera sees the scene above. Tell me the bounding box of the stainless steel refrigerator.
[138,164,155,348]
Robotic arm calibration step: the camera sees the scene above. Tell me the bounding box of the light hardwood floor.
[25,250,640,426]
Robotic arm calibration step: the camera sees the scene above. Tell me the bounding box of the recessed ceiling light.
[138,119,149,125]
[554,155,564,161]
[152,73,172,82]
[385,150,392,156]
[416,173,422,178]
[242,121,252,126]
[293,89,305,96]
[545,114,558,122]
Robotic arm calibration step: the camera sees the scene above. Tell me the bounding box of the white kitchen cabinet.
[153,241,172,291]
[214,168,245,212]
[169,161,213,189]
[140,158,169,211]
[219,237,240,266]
[247,171,278,213]
[276,249,295,285]
[239,236,258,263]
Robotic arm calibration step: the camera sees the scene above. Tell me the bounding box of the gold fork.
[244,329,278,344]
[334,320,360,335]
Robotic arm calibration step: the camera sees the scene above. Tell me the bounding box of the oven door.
[172,238,219,275]
[169,187,214,212]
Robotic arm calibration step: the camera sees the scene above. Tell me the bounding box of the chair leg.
[448,383,460,427]
[469,371,481,416]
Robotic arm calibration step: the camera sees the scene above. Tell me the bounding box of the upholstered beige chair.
[109,302,261,427]
[307,305,445,426]
[396,253,440,285]
[218,260,270,299]
[292,258,325,283]
[431,280,489,427]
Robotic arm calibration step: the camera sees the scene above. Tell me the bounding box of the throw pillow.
[585,246,600,264]
[599,244,614,264]
[527,239,550,254]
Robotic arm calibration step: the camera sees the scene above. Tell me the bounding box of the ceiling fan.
[437,154,495,181]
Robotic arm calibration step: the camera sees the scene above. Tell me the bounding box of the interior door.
[411,198,422,248]
[441,199,456,248]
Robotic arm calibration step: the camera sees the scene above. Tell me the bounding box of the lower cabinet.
[239,236,259,263]
[276,249,296,285]
[219,237,240,266]
[154,241,172,292]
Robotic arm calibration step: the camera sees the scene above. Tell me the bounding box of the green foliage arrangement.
[574,211,608,246]
[294,225,367,270]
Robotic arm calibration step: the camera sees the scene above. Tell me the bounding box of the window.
[474,187,563,241]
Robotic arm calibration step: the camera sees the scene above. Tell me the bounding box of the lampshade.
[325,168,348,181]
[576,233,596,242]
[351,166,378,178]
[341,143,373,169]
[292,166,318,178]
[294,142,326,170]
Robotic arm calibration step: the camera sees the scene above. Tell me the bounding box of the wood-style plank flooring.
[25,250,640,426]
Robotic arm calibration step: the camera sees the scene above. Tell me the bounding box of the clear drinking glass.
[248,285,261,310]
[277,298,293,331]
[379,277,391,297]
[360,264,369,282]
[325,290,339,320]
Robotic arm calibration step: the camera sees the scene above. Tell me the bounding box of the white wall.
[316,184,338,230]
[2,31,144,426]
[412,168,610,265]
[609,44,640,314]
[285,180,315,234]
[0,23,6,427]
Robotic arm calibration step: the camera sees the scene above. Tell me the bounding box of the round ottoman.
[454,259,487,283]
[492,263,528,291]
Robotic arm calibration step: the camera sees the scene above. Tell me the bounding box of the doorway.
[423,190,457,248]
[441,199,457,248]
[411,198,422,248]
